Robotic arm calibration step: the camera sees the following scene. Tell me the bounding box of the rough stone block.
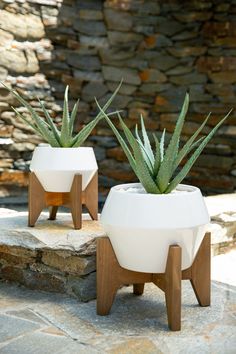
[167,47,207,57]
[68,272,96,302]
[74,20,106,36]
[102,66,141,85]
[172,30,199,41]
[197,57,236,73]
[169,72,207,85]
[155,18,184,36]
[139,69,167,83]
[174,12,212,23]
[148,53,179,71]
[0,50,27,73]
[76,0,103,10]
[82,82,108,102]
[25,50,39,74]
[74,70,103,82]
[89,135,117,148]
[139,83,171,94]
[0,252,34,267]
[106,146,126,162]
[99,159,135,181]
[98,93,132,109]
[104,9,133,31]
[79,9,103,20]
[0,11,45,39]
[202,22,236,38]
[209,72,236,84]
[79,35,109,48]
[166,66,193,76]
[67,54,101,71]
[195,154,233,172]
[42,251,96,276]
[154,86,186,113]
[99,48,134,63]
[107,31,143,45]
[23,269,66,293]
[107,81,137,95]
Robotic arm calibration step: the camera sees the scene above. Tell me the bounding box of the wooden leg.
[165,245,182,331]
[85,172,98,221]
[70,174,82,230]
[133,283,145,295]
[190,232,211,307]
[28,173,45,227]
[96,237,119,315]
[48,206,58,220]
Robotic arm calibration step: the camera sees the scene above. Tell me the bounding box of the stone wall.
[0,0,236,204]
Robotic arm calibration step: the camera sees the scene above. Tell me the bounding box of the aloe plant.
[96,93,232,194]
[1,82,121,147]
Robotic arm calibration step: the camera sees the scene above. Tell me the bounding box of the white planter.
[101,183,210,273]
[30,145,98,192]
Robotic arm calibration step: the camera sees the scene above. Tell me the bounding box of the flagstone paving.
[0,194,236,353]
[0,272,235,353]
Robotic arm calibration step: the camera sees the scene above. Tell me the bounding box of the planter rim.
[110,182,200,198]
[37,145,93,151]
[101,182,210,229]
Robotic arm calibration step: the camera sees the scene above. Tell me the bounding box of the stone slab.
[0,209,105,252]
[0,314,40,343]
[0,280,235,353]
[204,194,236,255]
[0,331,97,354]
[205,193,236,216]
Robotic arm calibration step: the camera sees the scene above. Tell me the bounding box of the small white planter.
[101,183,210,273]
[30,145,98,192]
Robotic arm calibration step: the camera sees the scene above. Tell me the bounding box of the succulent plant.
[2,82,121,147]
[96,93,232,194]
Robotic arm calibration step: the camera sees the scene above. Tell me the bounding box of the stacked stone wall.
[0,0,236,203]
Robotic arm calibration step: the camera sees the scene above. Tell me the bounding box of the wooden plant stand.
[96,232,211,331]
[28,172,98,230]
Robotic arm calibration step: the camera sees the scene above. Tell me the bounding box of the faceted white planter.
[30,145,98,192]
[101,183,210,273]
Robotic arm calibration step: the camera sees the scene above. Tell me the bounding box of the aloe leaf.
[118,115,160,193]
[140,115,154,163]
[188,136,205,151]
[156,93,189,192]
[172,113,211,172]
[60,85,71,146]
[70,116,101,147]
[11,107,43,136]
[135,124,143,145]
[38,98,61,145]
[69,99,80,135]
[97,79,123,114]
[165,109,233,193]
[94,100,137,172]
[153,134,161,176]
[71,110,120,148]
[72,81,122,147]
[160,128,166,162]
[135,125,154,173]
[5,86,60,146]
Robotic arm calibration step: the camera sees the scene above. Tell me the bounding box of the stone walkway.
[0,272,235,353]
[0,193,236,353]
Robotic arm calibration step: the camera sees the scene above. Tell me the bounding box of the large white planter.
[101,183,210,273]
[30,145,98,192]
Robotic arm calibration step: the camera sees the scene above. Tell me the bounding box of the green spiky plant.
[1,82,121,147]
[96,93,232,194]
